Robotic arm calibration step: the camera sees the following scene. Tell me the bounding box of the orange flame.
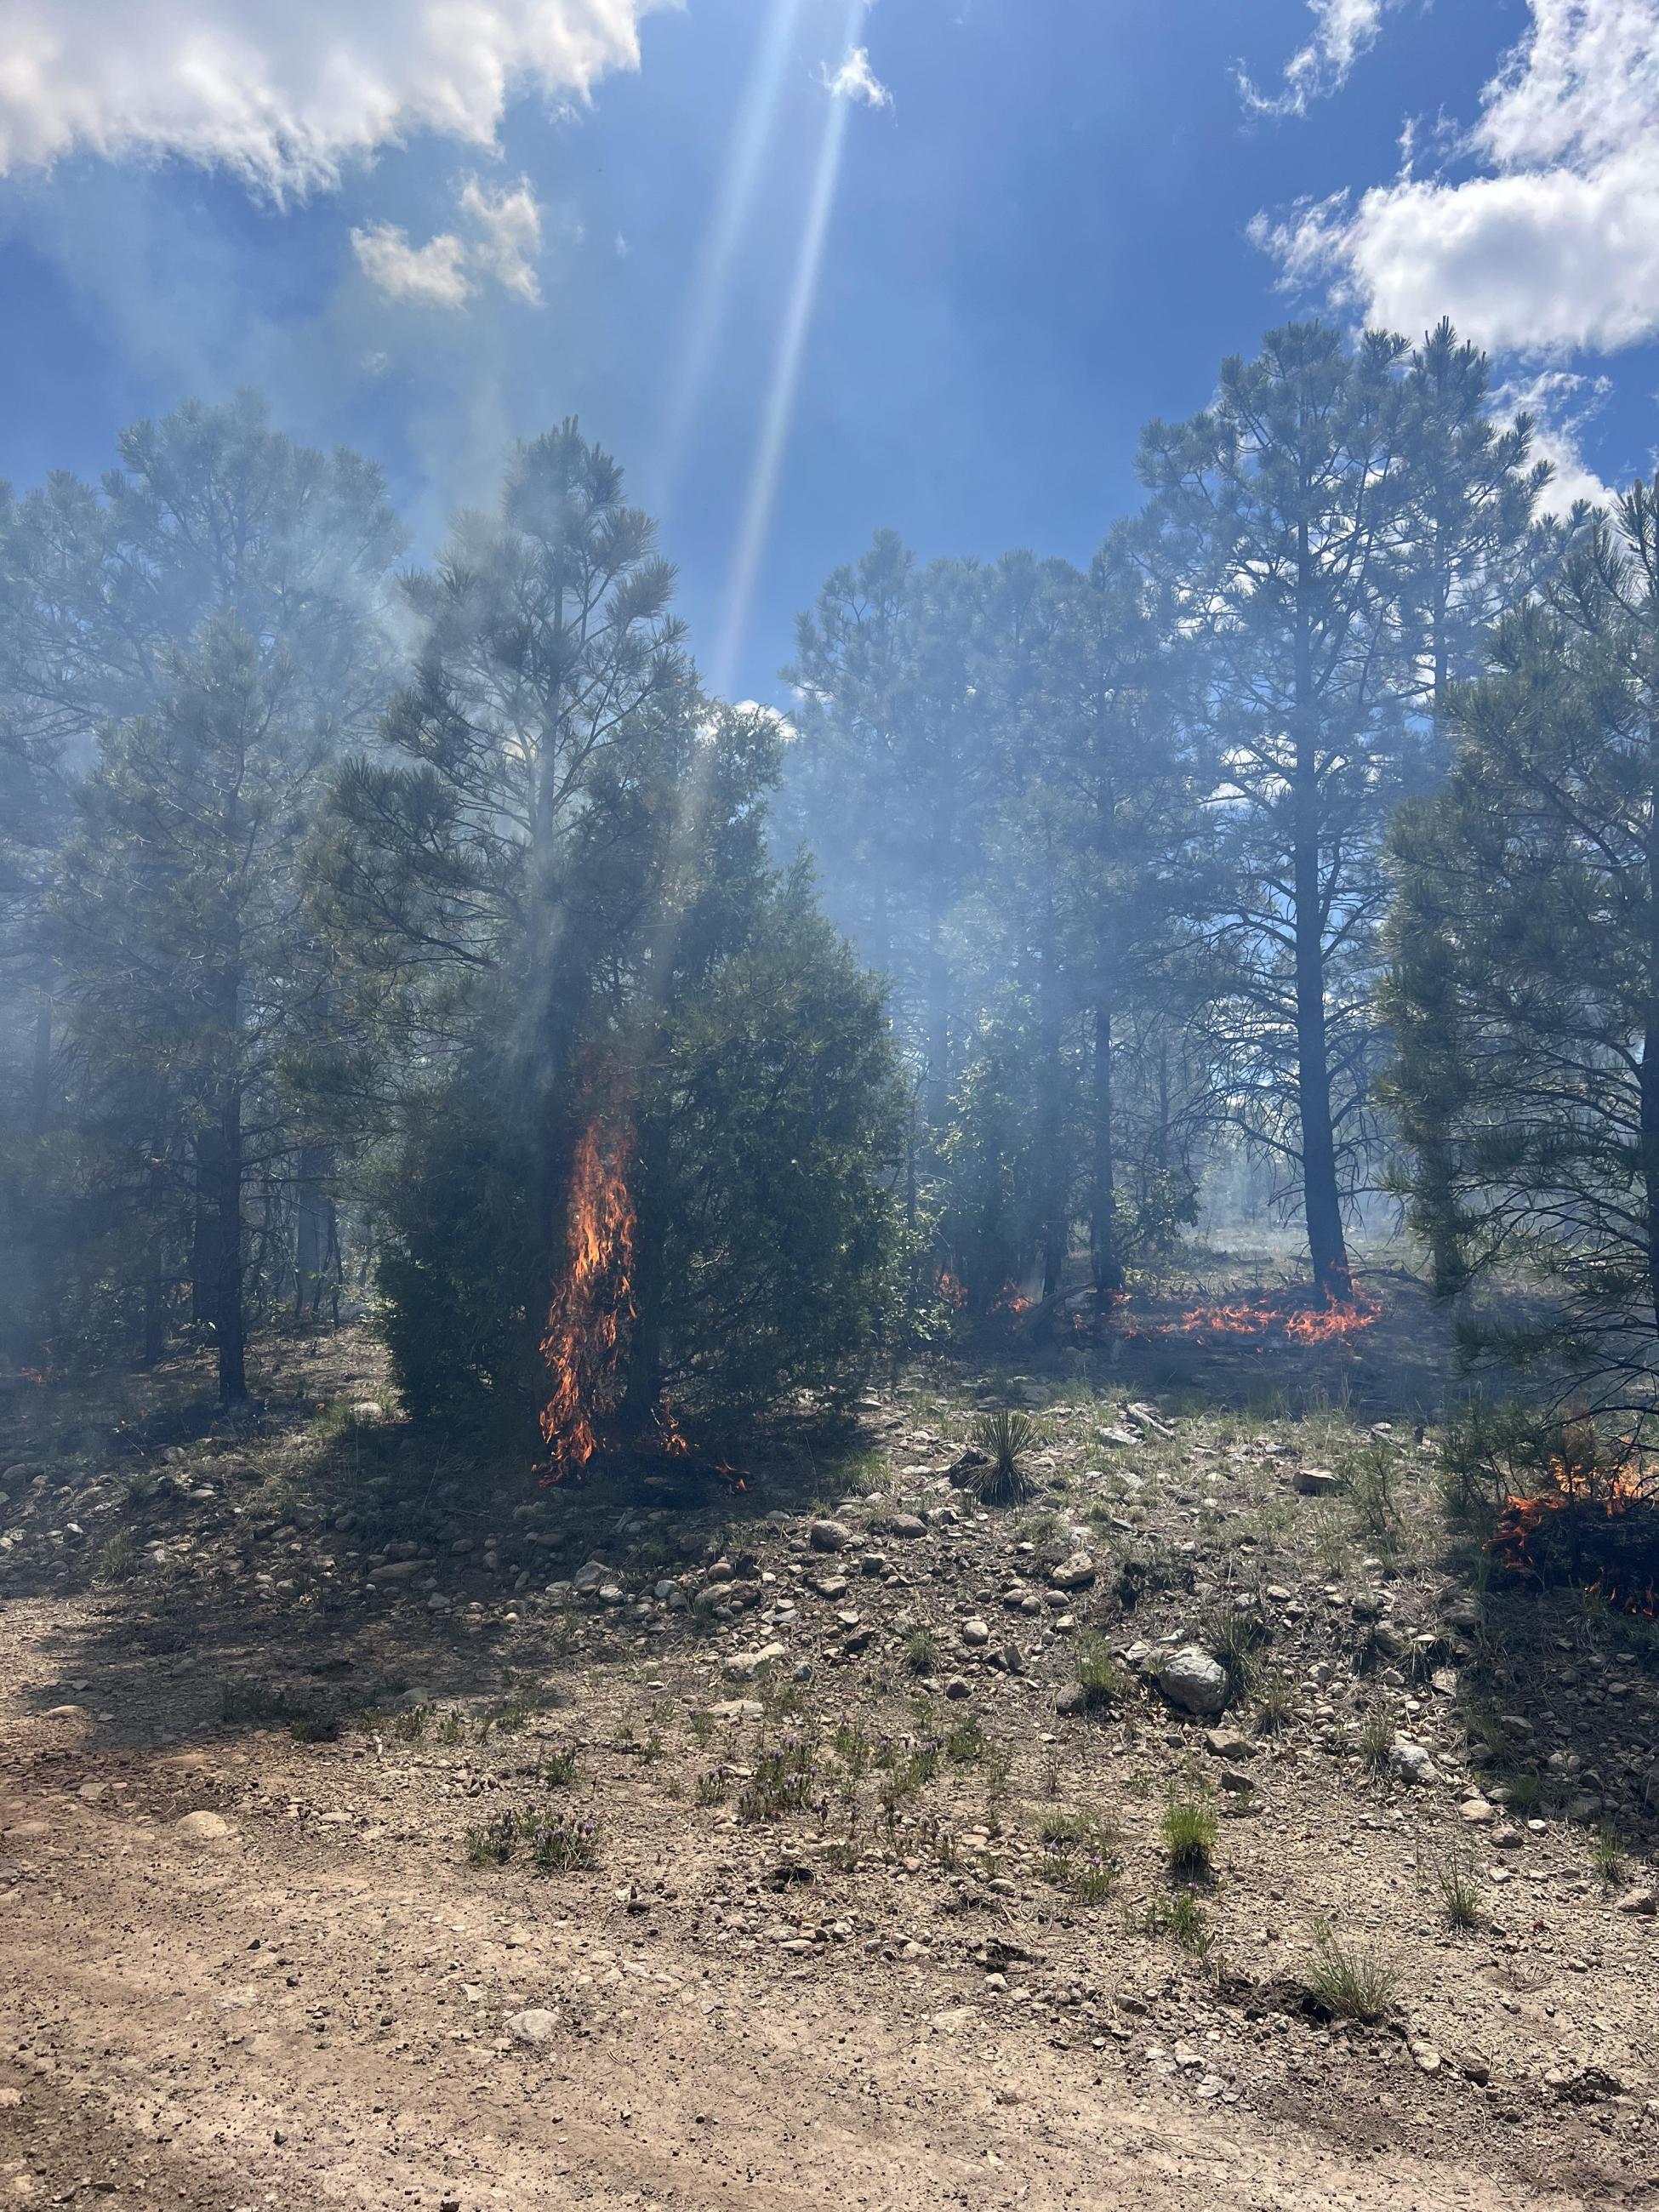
[1162,1292,1377,1346]
[935,1268,968,1311]
[995,1280,1035,1317]
[539,1116,636,1481]
[1490,1453,1659,1613]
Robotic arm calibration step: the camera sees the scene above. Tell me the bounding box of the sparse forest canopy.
[12,316,1659,1453]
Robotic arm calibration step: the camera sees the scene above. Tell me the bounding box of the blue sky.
[1,0,1654,703]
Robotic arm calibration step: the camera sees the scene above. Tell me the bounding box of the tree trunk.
[1643,704,1659,1342]
[190,1191,214,1327]
[1292,539,1351,1304]
[294,1145,338,1321]
[923,902,950,1135]
[1091,995,1124,1297]
[1293,819,1350,1302]
[207,1088,247,1405]
[29,992,53,1138]
[1037,906,1067,1299]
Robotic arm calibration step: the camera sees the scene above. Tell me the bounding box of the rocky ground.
[1,1307,1656,2208]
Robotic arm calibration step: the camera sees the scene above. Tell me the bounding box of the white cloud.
[1257,0,1659,356]
[0,1,657,194]
[458,175,543,303]
[1492,367,1616,512]
[822,47,892,109]
[351,221,471,308]
[1240,0,1388,117]
[352,174,547,309]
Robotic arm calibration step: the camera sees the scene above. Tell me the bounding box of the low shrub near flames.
[379,882,914,1452]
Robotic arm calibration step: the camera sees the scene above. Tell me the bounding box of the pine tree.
[0,396,403,1377]
[1140,323,1417,1300]
[55,624,348,1402]
[1386,483,1659,1403]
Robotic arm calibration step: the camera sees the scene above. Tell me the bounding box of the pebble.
[961,1618,990,1646]
[505,2008,560,2045]
[174,1810,235,1850]
[809,1520,853,1553]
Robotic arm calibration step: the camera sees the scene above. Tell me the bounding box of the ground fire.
[1159,1291,1379,1347]
[1489,1448,1659,1615]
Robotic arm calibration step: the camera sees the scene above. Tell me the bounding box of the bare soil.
[1,1308,1656,2209]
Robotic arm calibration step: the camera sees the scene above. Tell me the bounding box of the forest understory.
[2,1265,1656,2212]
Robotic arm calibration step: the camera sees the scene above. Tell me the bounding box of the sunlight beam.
[654,0,807,515]
[710,0,870,700]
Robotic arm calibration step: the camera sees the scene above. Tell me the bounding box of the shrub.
[527,1813,600,1873]
[944,1715,987,1764]
[1591,1825,1624,1884]
[1253,1672,1295,1731]
[1357,1707,1394,1774]
[1074,1635,1125,1711]
[1161,1786,1218,1878]
[1304,1921,1396,2021]
[1427,1839,1481,1929]
[540,1747,579,1786]
[737,1737,815,1821]
[465,1811,520,1867]
[91,1530,140,1583]
[965,1409,1041,1507]
[904,1626,938,1675]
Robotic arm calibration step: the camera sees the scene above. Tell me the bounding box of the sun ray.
[654,0,807,516]
[710,0,870,700]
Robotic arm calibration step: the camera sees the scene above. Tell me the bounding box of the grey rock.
[1292,1467,1342,1497]
[505,2008,560,2046]
[809,1520,853,1553]
[1048,1553,1096,1591]
[1388,1736,1435,1783]
[1157,1646,1229,1716]
[722,1642,788,1682]
[174,1810,235,1850]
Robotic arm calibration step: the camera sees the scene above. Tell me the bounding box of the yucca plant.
[966,1408,1041,1505]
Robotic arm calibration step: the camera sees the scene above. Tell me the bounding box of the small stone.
[1292,1468,1341,1497]
[809,1520,852,1553]
[961,1618,990,1647]
[944,1676,972,1701]
[1048,1553,1096,1591]
[722,1642,788,1683]
[1616,1887,1656,1916]
[1410,2040,1442,2075]
[174,1810,235,1850]
[1055,1684,1088,1718]
[887,1514,926,1539]
[859,1553,889,1577]
[1459,1798,1496,1825]
[505,2008,560,2046]
[1388,1737,1434,1784]
[1203,1728,1254,1760]
[1490,1823,1524,1850]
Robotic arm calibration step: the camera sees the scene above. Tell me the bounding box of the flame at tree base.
[537,1110,731,1485]
[538,1115,636,1481]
